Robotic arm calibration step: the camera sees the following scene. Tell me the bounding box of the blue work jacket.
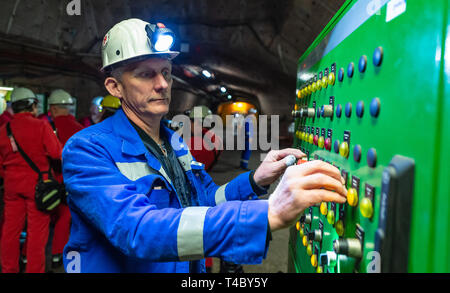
[62,109,270,273]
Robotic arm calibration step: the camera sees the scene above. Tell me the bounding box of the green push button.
[318,136,325,149]
[360,197,374,219]
[327,210,335,225]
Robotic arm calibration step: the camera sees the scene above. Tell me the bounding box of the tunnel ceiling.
[0,0,345,116]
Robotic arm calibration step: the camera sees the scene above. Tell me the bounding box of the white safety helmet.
[248,108,258,114]
[11,87,37,103]
[0,96,6,115]
[189,105,212,120]
[101,18,179,72]
[48,89,73,105]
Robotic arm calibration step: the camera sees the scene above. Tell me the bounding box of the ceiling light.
[220,86,227,93]
[202,70,212,78]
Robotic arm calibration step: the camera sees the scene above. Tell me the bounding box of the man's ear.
[104,77,123,99]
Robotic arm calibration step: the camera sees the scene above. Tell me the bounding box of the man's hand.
[253,149,305,187]
[267,160,347,232]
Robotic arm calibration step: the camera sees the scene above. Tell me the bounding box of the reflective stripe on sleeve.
[177,206,210,261]
[215,183,228,205]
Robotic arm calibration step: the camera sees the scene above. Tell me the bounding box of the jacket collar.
[111,109,188,158]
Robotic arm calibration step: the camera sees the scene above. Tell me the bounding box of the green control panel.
[288,0,450,273]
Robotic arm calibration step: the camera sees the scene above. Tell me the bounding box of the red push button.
[313,135,319,146]
[325,138,332,151]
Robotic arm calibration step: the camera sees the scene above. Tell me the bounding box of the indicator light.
[360,197,374,218]
[347,188,358,207]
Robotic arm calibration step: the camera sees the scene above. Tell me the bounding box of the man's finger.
[300,173,347,197]
[273,148,306,161]
[303,189,347,205]
[297,160,343,184]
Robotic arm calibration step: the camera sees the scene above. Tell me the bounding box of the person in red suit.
[46,89,84,268]
[78,96,103,127]
[0,92,9,265]
[0,87,62,273]
[188,106,222,172]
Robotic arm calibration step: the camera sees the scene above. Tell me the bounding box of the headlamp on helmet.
[146,22,175,53]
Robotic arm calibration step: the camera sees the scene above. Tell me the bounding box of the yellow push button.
[307,85,312,94]
[327,210,335,225]
[311,254,318,267]
[316,265,323,273]
[339,141,349,158]
[299,228,304,238]
[296,221,300,231]
[297,90,301,99]
[320,202,328,215]
[335,219,345,237]
[316,80,321,91]
[308,134,314,144]
[322,76,328,88]
[328,72,336,85]
[318,136,325,149]
[360,197,374,218]
[347,188,358,207]
[302,235,308,247]
[307,244,313,256]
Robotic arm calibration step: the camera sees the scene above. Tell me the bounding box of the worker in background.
[0,91,14,127]
[188,105,222,172]
[47,89,83,269]
[78,96,103,127]
[99,94,121,122]
[240,108,257,170]
[0,87,62,273]
[61,18,347,273]
[0,93,7,263]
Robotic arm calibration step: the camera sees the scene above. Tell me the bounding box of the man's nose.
[154,73,169,92]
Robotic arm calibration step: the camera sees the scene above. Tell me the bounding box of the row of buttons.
[297,46,383,99]
[292,97,381,119]
[297,72,336,98]
[295,131,377,167]
[336,98,380,118]
[338,46,384,82]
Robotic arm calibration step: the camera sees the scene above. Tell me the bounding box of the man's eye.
[139,71,154,78]
[162,70,172,80]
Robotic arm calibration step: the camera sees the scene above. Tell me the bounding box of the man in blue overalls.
[61,18,347,273]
